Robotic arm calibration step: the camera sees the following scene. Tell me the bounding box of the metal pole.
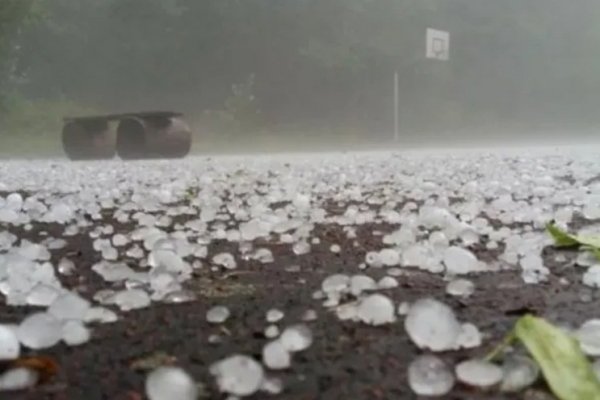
[394,71,399,142]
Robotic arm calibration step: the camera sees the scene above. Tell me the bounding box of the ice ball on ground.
[26,284,61,307]
[377,276,398,289]
[379,248,400,267]
[455,359,502,388]
[443,246,480,275]
[0,367,38,392]
[266,309,284,323]
[207,306,231,324]
[330,244,341,253]
[113,289,151,311]
[577,252,596,267]
[398,302,410,316]
[292,241,311,255]
[405,298,461,352]
[252,248,274,264]
[262,340,291,370]
[112,234,129,247]
[350,275,377,296]
[0,325,20,360]
[576,319,600,356]
[210,355,264,396]
[212,253,237,269]
[583,265,600,288]
[84,307,118,324]
[446,279,475,298]
[455,323,482,349]
[163,290,197,304]
[265,325,280,338]
[260,376,283,395]
[146,366,198,400]
[48,292,91,321]
[322,274,350,294]
[500,355,540,393]
[408,355,455,396]
[280,324,313,352]
[58,258,75,276]
[17,312,62,350]
[357,294,396,326]
[62,320,91,346]
[365,251,383,268]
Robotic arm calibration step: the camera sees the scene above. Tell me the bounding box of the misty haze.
[1,1,600,399]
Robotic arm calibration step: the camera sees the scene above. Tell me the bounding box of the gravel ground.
[1,146,600,399]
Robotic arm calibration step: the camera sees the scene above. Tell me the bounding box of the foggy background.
[2,0,600,155]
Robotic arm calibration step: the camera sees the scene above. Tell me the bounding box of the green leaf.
[546,223,580,247]
[514,315,600,400]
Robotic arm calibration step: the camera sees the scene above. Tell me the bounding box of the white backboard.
[426,28,450,61]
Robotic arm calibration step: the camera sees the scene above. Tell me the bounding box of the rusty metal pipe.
[62,120,116,160]
[116,116,192,160]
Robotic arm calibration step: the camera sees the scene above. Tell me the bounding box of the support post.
[394,71,399,142]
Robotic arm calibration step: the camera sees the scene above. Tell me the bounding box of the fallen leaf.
[515,315,600,400]
[546,223,579,248]
[10,356,59,384]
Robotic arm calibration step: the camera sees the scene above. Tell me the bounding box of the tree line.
[2,0,600,135]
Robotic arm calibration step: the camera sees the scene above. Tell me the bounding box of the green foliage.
[5,0,600,137]
[488,315,600,400]
[546,222,600,260]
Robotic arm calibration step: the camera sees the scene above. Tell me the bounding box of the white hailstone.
[377,276,398,289]
[26,284,61,307]
[576,319,600,356]
[264,325,280,339]
[577,252,597,267]
[336,301,359,321]
[583,265,600,288]
[84,307,119,324]
[62,320,91,346]
[46,238,67,250]
[408,355,455,396]
[262,340,291,370]
[17,312,62,350]
[520,254,549,284]
[379,248,400,267]
[112,289,151,311]
[443,246,480,275]
[0,325,20,361]
[357,294,396,326]
[365,251,383,268]
[260,376,284,395]
[405,298,461,352]
[58,258,76,275]
[207,306,231,324]
[146,367,198,400]
[330,244,341,253]
[92,261,135,282]
[455,359,502,388]
[322,274,350,294]
[311,237,321,245]
[18,241,51,261]
[454,323,482,349]
[0,367,39,392]
[266,309,284,323]
[428,231,449,249]
[292,241,311,255]
[500,355,540,393]
[397,302,410,316]
[280,324,313,352]
[252,248,274,264]
[212,253,237,269]
[163,290,197,304]
[446,279,475,298]
[210,355,265,396]
[112,234,129,247]
[48,292,91,321]
[126,245,145,259]
[350,275,377,296]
